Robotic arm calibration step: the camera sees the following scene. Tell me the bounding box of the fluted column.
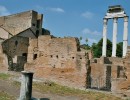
[102,18,108,57]
[112,18,118,57]
[123,16,129,57]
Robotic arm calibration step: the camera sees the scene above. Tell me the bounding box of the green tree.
[116,42,123,57]
[79,37,82,41]
[91,38,112,58]
[91,38,123,58]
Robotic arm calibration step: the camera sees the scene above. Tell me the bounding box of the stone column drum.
[102,18,108,57]
[123,16,129,57]
[19,71,34,100]
[112,18,118,57]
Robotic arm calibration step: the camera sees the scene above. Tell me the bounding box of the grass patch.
[0,91,15,100]
[12,81,21,87]
[33,81,122,100]
[33,81,86,95]
[0,73,11,80]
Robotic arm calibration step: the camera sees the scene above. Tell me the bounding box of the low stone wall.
[25,63,87,89]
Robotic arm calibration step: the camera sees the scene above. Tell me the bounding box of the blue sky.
[0,0,129,45]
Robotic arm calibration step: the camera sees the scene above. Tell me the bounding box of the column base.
[111,56,116,57]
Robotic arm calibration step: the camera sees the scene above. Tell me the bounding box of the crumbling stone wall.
[25,35,89,89]
[27,38,38,63]
[2,36,29,71]
[90,57,129,92]
[0,27,12,40]
[111,52,130,92]
[0,10,43,37]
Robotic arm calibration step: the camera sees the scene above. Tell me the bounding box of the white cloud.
[81,11,94,19]
[48,7,65,13]
[35,5,65,13]
[82,28,101,36]
[80,37,97,45]
[79,28,101,45]
[0,5,10,16]
[88,38,97,44]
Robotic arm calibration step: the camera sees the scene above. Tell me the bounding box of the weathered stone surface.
[90,56,130,92]
[0,10,43,36]
[2,36,29,71]
[19,71,33,100]
[25,35,90,89]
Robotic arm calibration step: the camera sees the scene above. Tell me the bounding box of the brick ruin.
[0,10,91,89]
[24,35,90,89]
[0,6,130,94]
[88,5,130,95]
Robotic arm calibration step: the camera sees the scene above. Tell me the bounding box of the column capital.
[124,16,129,22]
[103,18,108,25]
[103,18,108,23]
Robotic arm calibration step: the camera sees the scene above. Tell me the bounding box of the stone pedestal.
[19,71,34,100]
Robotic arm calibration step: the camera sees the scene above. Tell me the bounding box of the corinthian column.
[102,18,108,57]
[112,18,118,57]
[123,16,129,57]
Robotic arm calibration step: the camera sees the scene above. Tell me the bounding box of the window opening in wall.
[72,57,74,59]
[56,55,58,58]
[117,66,120,78]
[80,57,82,59]
[33,54,37,60]
[51,55,53,58]
[37,20,40,28]
[32,23,35,26]
[22,53,27,57]
[36,30,39,38]
[15,41,18,46]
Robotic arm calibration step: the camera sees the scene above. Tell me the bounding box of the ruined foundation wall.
[90,57,130,92]
[25,35,88,89]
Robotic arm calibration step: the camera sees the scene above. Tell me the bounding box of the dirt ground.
[0,71,90,100]
[0,79,86,100]
[0,72,126,100]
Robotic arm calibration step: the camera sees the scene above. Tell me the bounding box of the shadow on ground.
[32,98,50,100]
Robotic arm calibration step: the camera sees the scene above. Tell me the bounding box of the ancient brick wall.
[27,38,38,63]
[90,57,130,92]
[0,10,43,37]
[17,28,36,39]
[0,27,10,40]
[2,36,29,71]
[25,35,89,89]
[2,36,29,57]
[0,11,32,35]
